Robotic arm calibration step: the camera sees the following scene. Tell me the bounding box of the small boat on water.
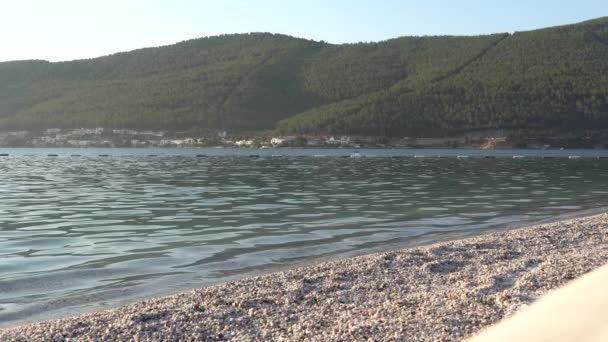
[48,154,58,157]
[568,155,581,159]
[457,155,469,159]
[0,153,8,157]
[350,151,362,158]
[483,156,496,159]
[512,155,525,159]
[414,155,425,158]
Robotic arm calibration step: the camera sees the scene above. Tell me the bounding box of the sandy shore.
[2,213,607,341]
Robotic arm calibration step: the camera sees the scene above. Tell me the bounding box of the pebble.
[1,214,607,341]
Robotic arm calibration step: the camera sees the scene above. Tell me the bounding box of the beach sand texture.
[1,214,607,341]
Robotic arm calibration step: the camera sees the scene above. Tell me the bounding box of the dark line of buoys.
[3,153,607,159]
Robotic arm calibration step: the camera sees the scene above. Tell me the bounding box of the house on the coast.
[271,136,295,146]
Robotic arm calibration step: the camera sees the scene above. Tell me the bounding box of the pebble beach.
[2,213,607,341]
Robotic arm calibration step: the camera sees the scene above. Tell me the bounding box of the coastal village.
[0,127,513,149]
[2,127,606,149]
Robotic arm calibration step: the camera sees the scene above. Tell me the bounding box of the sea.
[1,147,607,326]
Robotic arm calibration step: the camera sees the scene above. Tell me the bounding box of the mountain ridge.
[1,17,608,135]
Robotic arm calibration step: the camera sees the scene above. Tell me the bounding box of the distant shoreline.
[2,146,608,149]
[2,128,608,150]
[2,212,607,340]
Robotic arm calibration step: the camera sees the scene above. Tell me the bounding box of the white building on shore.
[235,140,254,147]
[270,136,295,146]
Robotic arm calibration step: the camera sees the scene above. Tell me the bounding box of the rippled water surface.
[1,148,608,326]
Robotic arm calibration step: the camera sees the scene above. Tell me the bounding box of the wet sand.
[1,213,607,341]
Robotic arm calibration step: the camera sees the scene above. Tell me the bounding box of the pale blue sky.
[1,0,607,62]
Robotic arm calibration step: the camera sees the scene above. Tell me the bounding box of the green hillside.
[1,18,608,135]
[278,18,608,136]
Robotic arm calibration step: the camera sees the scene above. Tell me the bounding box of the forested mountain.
[1,17,608,136]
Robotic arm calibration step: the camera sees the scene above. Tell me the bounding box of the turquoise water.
[1,148,608,326]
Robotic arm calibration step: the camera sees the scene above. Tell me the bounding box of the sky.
[1,0,607,62]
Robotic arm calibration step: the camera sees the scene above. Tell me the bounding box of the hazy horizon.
[2,0,607,63]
